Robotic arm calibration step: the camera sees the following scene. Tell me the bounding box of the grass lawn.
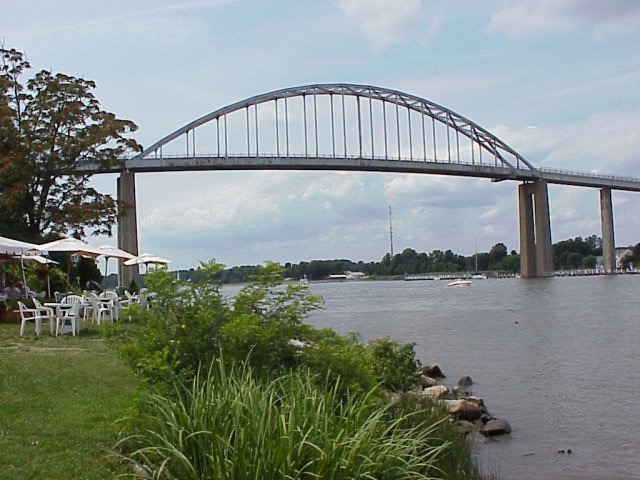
[0,320,143,480]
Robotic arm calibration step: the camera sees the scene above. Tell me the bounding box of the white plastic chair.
[56,302,80,336]
[18,301,43,336]
[99,291,120,320]
[122,290,139,306]
[81,294,94,322]
[88,294,113,325]
[32,298,55,334]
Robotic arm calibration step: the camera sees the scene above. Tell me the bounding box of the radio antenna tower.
[388,206,394,257]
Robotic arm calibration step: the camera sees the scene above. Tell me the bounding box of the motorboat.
[471,273,487,280]
[447,279,472,287]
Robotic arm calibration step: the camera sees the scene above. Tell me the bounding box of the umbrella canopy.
[98,245,136,289]
[14,254,59,265]
[124,253,171,266]
[36,237,104,257]
[0,235,39,256]
[97,245,136,260]
[36,237,103,289]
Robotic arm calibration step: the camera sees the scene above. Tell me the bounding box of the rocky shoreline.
[393,363,512,446]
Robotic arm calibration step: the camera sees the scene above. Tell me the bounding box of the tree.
[489,243,508,263]
[0,47,141,242]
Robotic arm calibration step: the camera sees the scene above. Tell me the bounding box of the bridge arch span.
[132,83,537,178]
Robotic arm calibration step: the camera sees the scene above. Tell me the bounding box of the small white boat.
[447,279,472,287]
[471,273,487,280]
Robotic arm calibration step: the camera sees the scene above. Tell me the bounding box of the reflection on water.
[304,276,640,480]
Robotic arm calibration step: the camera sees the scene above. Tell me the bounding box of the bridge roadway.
[83,154,640,192]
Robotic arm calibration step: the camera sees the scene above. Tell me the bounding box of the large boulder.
[420,385,449,399]
[457,375,474,387]
[420,374,438,388]
[444,399,484,421]
[482,418,512,436]
[421,363,446,379]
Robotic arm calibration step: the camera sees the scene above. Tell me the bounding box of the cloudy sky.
[3,0,640,270]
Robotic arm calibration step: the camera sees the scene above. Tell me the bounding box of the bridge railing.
[538,166,640,183]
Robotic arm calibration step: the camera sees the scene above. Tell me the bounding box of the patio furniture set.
[17,290,142,336]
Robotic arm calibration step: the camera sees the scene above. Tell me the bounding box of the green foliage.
[300,330,378,397]
[368,337,421,392]
[553,235,602,270]
[388,395,475,479]
[0,47,141,241]
[116,260,421,399]
[120,358,455,480]
[118,262,229,387]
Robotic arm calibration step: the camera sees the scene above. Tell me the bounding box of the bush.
[368,336,421,391]
[117,260,427,398]
[117,261,229,387]
[120,358,454,480]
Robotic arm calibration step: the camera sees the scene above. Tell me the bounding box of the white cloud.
[337,0,427,50]
[486,0,640,38]
[142,173,284,234]
[493,111,640,175]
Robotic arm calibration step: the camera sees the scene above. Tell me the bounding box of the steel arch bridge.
[117,83,640,191]
[112,83,640,284]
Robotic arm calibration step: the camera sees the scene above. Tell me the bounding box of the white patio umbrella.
[0,235,40,291]
[14,255,59,297]
[124,253,171,273]
[36,237,104,287]
[97,245,136,288]
[36,237,104,257]
[0,235,39,256]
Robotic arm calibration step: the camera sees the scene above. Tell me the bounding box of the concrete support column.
[518,180,553,278]
[599,188,616,274]
[117,171,140,289]
[518,183,536,278]
[533,180,553,276]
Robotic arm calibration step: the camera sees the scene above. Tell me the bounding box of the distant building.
[327,271,367,280]
[615,247,633,269]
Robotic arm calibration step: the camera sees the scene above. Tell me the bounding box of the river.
[303,275,640,480]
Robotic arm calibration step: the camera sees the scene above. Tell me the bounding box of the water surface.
[305,276,640,480]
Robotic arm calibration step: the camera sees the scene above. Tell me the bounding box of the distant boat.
[300,274,309,287]
[471,273,487,280]
[448,279,472,287]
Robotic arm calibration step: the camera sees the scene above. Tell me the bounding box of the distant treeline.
[201,235,604,283]
[102,235,615,288]
[169,235,613,284]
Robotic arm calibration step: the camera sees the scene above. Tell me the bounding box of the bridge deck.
[81,155,640,192]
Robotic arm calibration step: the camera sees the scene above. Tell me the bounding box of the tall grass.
[120,359,454,479]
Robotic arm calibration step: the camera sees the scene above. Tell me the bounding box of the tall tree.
[0,47,141,242]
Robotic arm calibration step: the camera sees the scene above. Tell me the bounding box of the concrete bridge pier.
[117,171,141,289]
[600,188,616,274]
[518,180,553,278]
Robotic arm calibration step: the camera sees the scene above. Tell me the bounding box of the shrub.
[368,336,421,391]
[298,329,378,397]
[118,261,229,386]
[117,260,427,398]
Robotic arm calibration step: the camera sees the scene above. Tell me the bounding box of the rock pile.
[413,364,511,445]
